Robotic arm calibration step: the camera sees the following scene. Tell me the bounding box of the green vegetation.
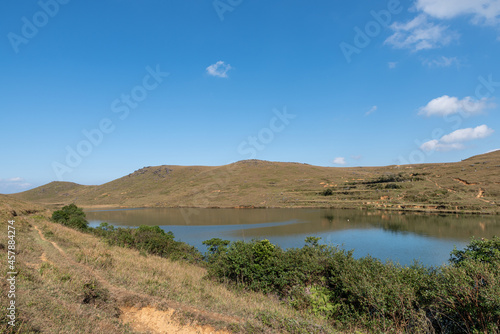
[204,236,500,333]
[321,188,333,196]
[52,203,88,229]
[202,237,231,256]
[51,209,202,262]
[363,172,421,184]
[450,236,500,265]
[93,223,202,263]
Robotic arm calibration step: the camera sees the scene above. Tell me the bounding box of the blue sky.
[1,0,499,193]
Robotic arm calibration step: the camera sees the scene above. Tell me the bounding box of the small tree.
[203,238,230,255]
[52,204,88,230]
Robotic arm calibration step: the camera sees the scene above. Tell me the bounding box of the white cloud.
[420,125,494,151]
[441,124,494,142]
[206,61,232,78]
[333,157,346,165]
[365,106,377,116]
[7,177,23,182]
[388,62,398,69]
[0,177,32,194]
[416,0,500,25]
[420,139,464,151]
[385,14,458,51]
[423,56,460,67]
[351,155,363,160]
[419,95,492,116]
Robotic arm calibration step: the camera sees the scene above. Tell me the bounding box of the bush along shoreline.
[52,204,500,333]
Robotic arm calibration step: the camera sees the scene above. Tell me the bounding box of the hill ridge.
[11,151,500,214]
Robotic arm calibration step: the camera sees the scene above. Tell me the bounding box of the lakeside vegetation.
[1,200,335,334]
[46,204,500,333]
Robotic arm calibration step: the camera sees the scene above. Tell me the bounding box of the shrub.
[384,183,402,189]
[431,260,500,333]
[52,204,88,230]
[450,236,500,266]
[205,236,500,333]
[98,225,202,263]
[321,188,333,196]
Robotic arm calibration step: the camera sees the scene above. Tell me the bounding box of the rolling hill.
[11,151,500,214]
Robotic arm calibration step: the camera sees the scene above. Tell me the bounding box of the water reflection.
[86,208,499,267]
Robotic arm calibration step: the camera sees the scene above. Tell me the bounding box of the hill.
[12,151,500,214]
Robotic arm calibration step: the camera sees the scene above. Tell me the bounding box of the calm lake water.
[86,208,500,267]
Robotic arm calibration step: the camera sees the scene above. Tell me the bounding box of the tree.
[52,204,88,230]
[203,238,230,255]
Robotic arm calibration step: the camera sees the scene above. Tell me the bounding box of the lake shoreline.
[75,203,499,215]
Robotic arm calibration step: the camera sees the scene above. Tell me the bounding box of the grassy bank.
[0,201,336,334]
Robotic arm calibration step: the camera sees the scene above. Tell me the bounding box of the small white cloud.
[420,125,494,152]
[419,95,492,117]
[423,56,460,67]
[441,125,494,143]
[351,155,363,160]
[333,157,347,165]
[416,0,500,25]
[206,61,232,78]
[385,14,458,51]
[7,177,23,182]
[0,177,32,194]
[420,139,464,151]
[388,62,398,69]
[365,106,377,116]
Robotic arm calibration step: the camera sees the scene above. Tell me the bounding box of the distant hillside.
[0,194,46,220]
[12,151,500,214]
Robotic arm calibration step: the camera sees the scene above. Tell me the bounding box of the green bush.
[205,236,500,333]
[432,260,500,333]
[52,204,88,230]
[321,188,333,196]
[95,225,201,263]
[450,236,500,266]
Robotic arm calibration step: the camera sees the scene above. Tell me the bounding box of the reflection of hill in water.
[86,208,500,242]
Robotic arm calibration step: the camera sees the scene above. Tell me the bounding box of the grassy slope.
[0,197,336,334]
[13,151,500,213]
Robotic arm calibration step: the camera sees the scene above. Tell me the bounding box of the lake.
[85,208,500,267]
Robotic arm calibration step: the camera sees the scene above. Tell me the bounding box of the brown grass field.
[12,150,500,214]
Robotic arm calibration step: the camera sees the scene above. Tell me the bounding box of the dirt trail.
[426,177,455,193]
[121,306,230,334]
[31,221,235,334]
[454,178,477,186]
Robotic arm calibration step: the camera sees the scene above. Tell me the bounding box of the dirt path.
[453,178,478,186]
[31,221,235,334]
[426,177,455,193]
